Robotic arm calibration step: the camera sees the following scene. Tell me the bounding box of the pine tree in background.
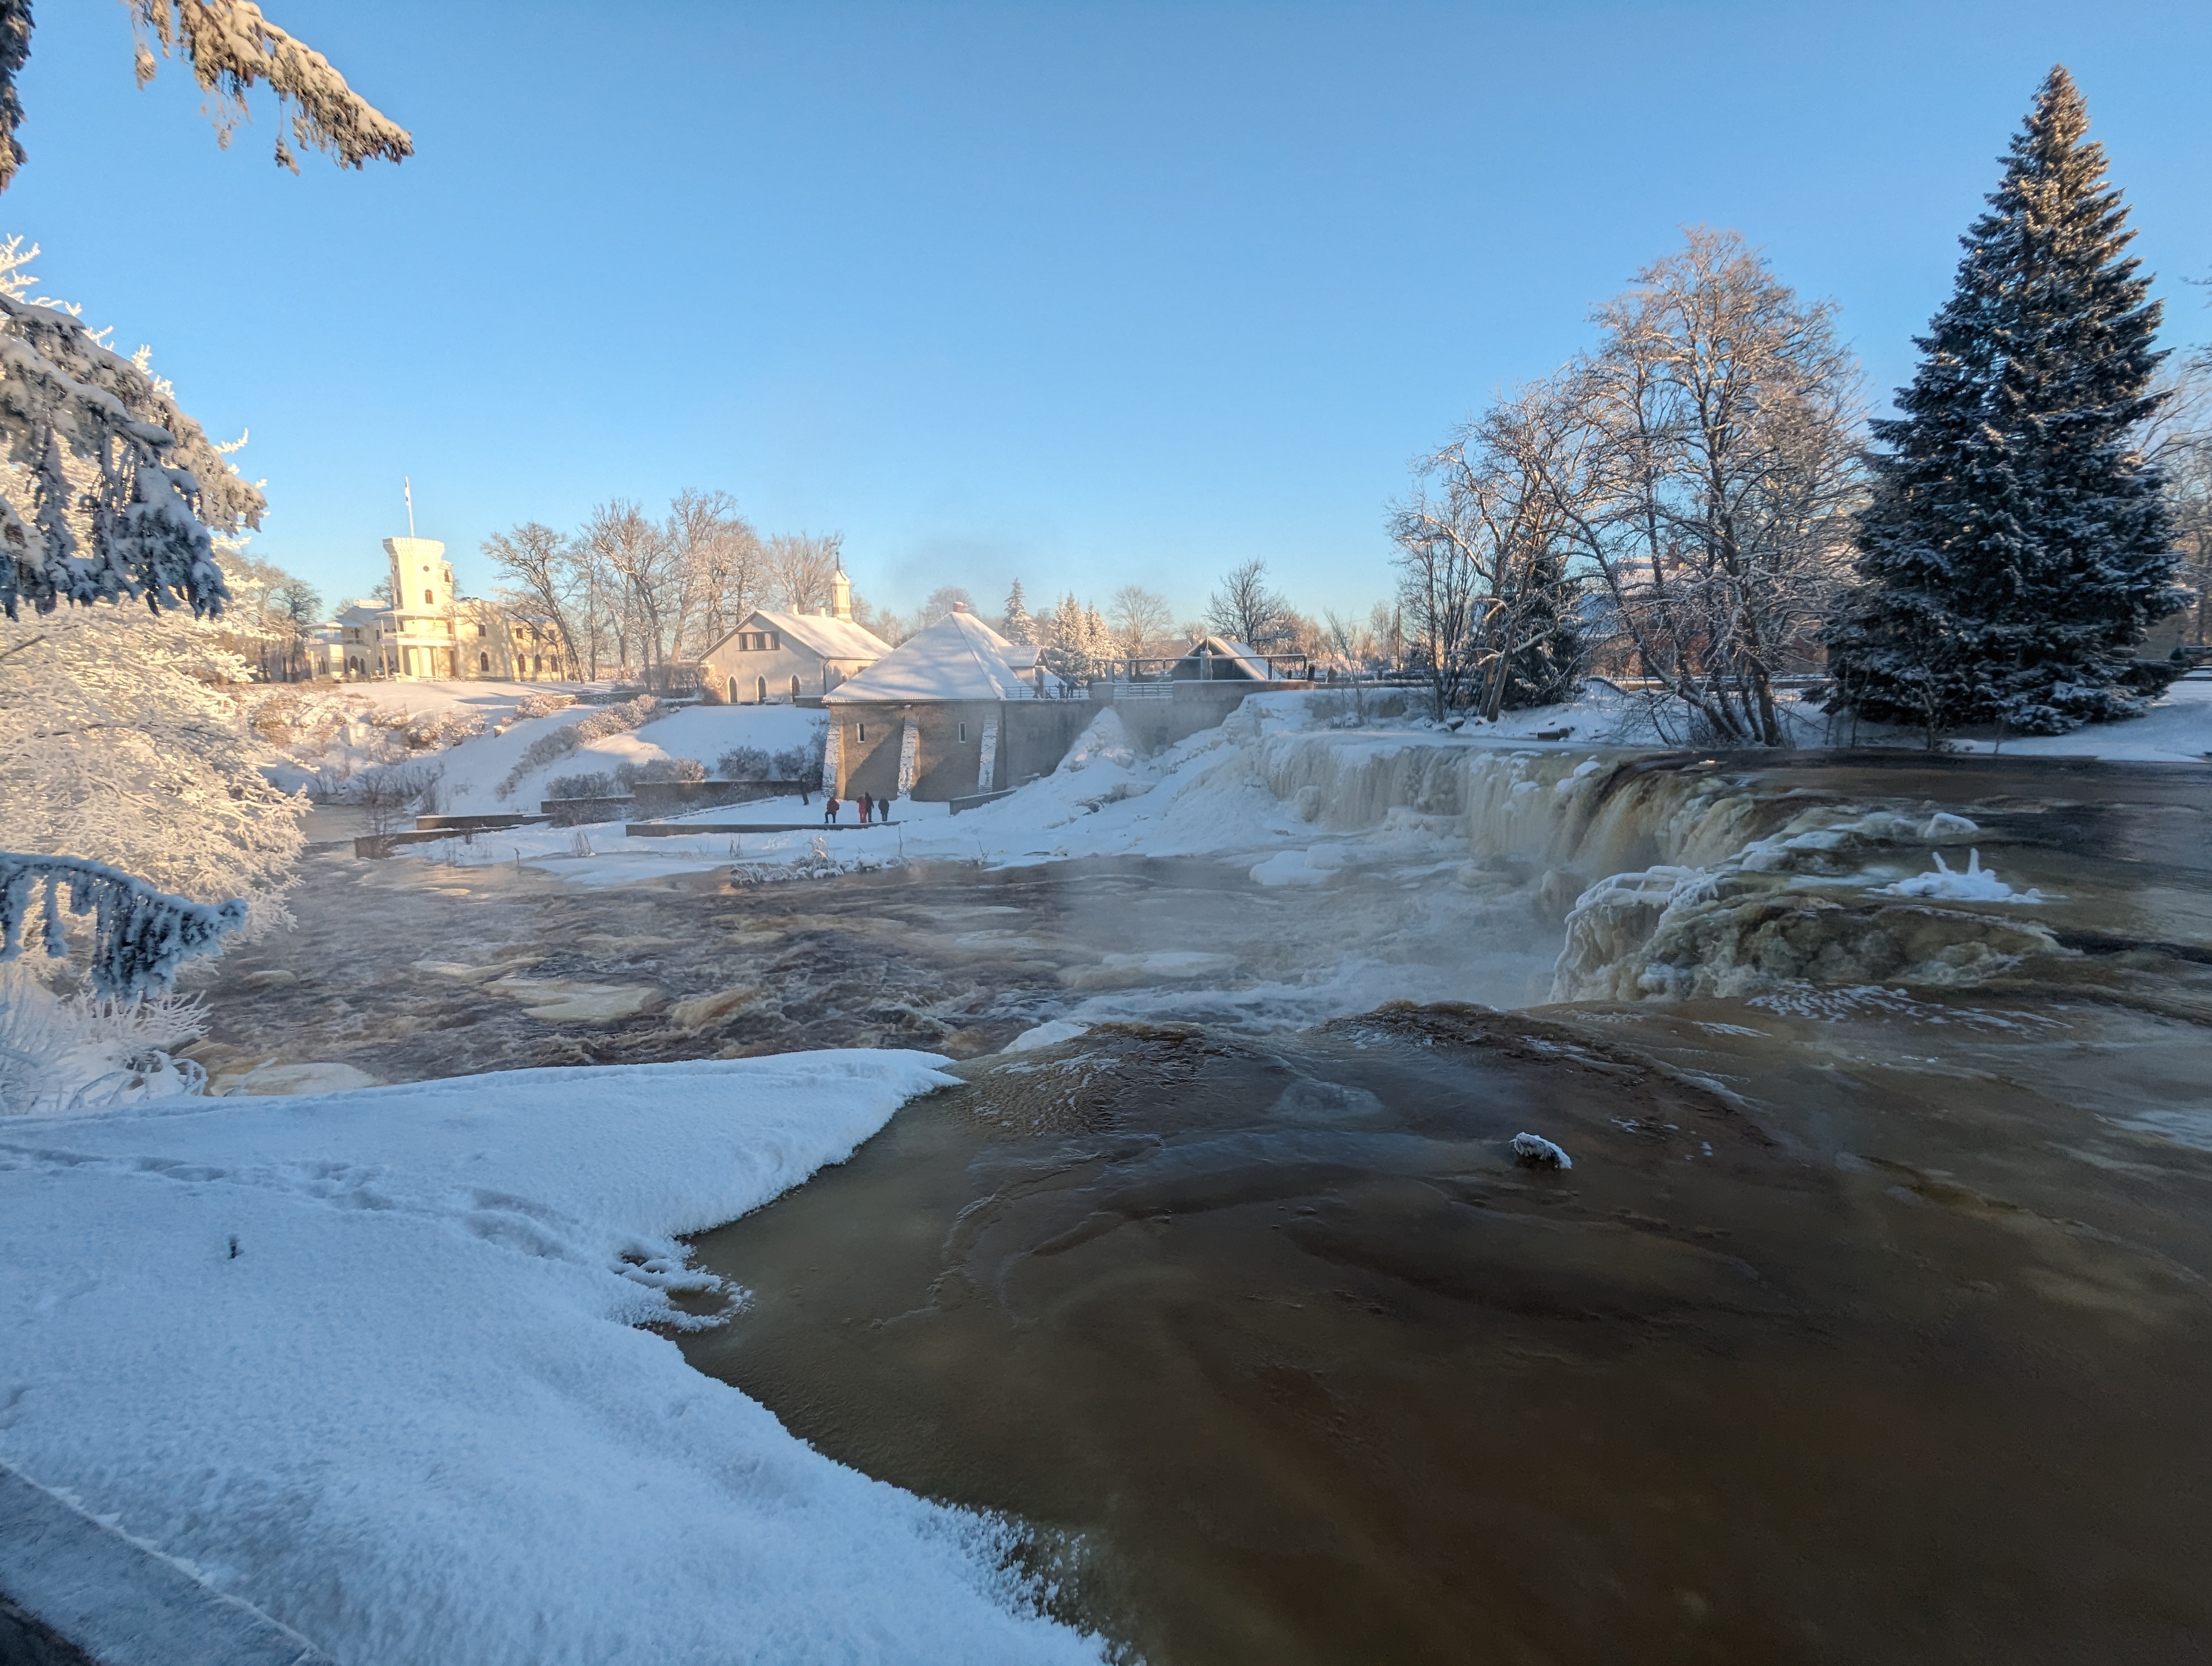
[1828,67,2183,736]
[1492,546,1585,712]
[1000,579,1035,645]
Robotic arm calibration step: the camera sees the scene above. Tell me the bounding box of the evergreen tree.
[1000,578,1035,645]
[1828,67,2183,735]
[1493,547,1585,712]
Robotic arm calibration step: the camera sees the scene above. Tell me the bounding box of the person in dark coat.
[824,797,839,826]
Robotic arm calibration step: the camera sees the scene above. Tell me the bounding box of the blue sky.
[8,2,2209,623]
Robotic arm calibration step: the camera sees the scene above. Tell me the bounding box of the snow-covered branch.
[0,851,245,998]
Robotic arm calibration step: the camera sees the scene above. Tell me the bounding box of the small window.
[423,589,433,604]
[858,723,866,742]
[478,652,491,672]
[959,722,968,743]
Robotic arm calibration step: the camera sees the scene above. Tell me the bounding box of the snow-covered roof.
[335,601,389,627]
[823,610,1046,703]
[705,611,891,664]
[1175,636,1274,680]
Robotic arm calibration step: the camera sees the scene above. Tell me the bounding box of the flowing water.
[209,743,2212,1659]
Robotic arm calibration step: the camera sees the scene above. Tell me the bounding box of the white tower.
[829,562,853,623]
[384,535,457,680]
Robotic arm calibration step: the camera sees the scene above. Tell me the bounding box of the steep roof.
[1176,636,1274,680]
[705,610,892,663]
[823,610,1044,703]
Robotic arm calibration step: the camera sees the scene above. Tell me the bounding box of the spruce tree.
[1000,578,1035,645]
[1828,66,2182,735]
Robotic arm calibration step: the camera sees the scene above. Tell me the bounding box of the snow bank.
[0,1055,1102,1665]
[434,703,826,816]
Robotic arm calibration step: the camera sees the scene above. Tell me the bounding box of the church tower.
[830,562,853,623]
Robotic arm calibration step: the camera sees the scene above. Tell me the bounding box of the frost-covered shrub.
[618,757,705,789]
[493,697,658,801]
[545,772,618,801]
[400,708,485,751]
[715,745,770,781]
[513,690,577,722]
[0,962,210,1117]
[771,724,827,782]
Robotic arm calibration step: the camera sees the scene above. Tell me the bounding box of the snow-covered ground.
[249,681,594,794]
[396,676,2212,894]
[1932,673,2212,761]
[0,1054,1101,1665]
[425,701,825,817]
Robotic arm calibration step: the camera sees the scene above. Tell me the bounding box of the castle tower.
[384,535,458,680]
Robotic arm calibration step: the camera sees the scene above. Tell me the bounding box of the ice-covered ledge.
[0,1462,331,1666]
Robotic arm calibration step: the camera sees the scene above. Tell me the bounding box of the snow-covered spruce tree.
[0,0,410,188]
[1000,578,1035,645]
[1827,67,2182,735]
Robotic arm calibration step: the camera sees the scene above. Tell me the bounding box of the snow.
[1880,848,2046,904]
[1931,675,2212,762]
[722,609,893,663]
[425,703,825,817]
[1510,1132,1572,1169]
[824,611,1052,704]
[1002,1019,1092,1053]
[0,1054,1103,1665]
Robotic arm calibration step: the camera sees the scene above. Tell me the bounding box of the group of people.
[822,791,893,827]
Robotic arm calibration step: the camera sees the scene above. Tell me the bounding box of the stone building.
[822,608,1088,802]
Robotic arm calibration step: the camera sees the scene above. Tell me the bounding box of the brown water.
[211,755,2212,1659]
[680,998,2212,1664]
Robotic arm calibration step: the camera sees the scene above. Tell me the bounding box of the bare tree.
[666,489,762,655]
[921,585,973,625]
[1392,384,1593,720]
[1107,584,1174,658]
[584,499,675,681]
[763,533,843,613]
[482,522,584,680]
[266,577,321,681]
[1387,492,1484,719]
[1205,559,1293,649]
[1543,228,1865,745]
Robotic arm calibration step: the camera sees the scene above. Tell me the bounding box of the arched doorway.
[755,676,767,704]
[478,652,491,674]
[728,677,740,706]
[790,675,802,700]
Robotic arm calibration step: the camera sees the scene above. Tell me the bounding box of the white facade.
[385,536,459,681]
[698,608,891,705]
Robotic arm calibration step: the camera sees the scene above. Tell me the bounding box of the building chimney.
[951,600,967,613]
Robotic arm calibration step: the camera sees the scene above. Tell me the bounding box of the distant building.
[456,600,573,682]
[331,600,394,680]
[822,607,1085,802]
[697,570,891,704]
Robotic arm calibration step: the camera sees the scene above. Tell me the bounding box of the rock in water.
[1511,1131,1572,1170]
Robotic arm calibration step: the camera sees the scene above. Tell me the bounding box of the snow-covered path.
[0,1055,1102,1665]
